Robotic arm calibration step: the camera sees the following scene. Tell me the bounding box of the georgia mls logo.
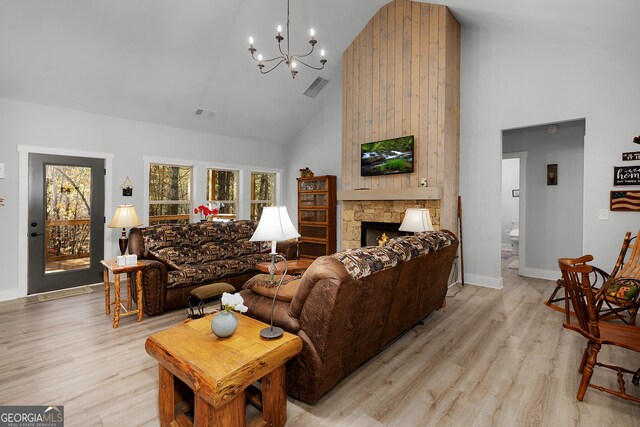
[0,405,64,427]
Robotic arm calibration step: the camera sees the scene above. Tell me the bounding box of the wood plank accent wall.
[342,0,460,231]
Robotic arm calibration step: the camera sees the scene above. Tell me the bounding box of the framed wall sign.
[622,151,640,161]
[611,190,640,211]
[614,166,640,186]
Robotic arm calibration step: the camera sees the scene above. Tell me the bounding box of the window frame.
[144,158,196,226]
[206,167,241,220]
[250,170,278,221]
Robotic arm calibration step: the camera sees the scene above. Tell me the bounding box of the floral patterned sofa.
[128,220,297,315]
[241,230,458,404]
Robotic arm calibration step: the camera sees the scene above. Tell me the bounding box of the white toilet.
[509,220,519,254]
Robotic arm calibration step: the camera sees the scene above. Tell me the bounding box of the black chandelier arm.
[251,51,286,64]
[259,58,287,74]
[292,43,316,59]
[277,38,287,58]
[293,57,327,71]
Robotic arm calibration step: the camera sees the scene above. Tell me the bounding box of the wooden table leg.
[113,274,121,328]
[158,365,175,427]
[126,272,133,310]
[261,364,287,427]
[104,267,110,315]
[195,393,245,427]
[136,270,143,321]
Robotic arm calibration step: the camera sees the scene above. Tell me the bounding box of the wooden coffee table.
[256,259,313,275]
[145,314,302,427]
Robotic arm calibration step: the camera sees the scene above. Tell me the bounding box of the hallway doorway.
[501,119,585,280]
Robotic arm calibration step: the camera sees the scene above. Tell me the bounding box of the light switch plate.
[0,163,5,178]
[599,209,609,220]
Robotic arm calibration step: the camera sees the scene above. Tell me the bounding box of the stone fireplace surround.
[341,200,440,250]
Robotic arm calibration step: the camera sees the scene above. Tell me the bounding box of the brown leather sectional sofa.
[241,230,458,404]
[128,220,297,315]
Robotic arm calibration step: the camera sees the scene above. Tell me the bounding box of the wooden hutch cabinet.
[297,175,337,259]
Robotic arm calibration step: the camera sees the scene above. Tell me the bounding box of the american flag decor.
[610,191,640,211]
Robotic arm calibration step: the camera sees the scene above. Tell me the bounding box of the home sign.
[614,166,640,186]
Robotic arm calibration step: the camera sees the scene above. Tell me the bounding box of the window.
[148,164,192,224]
[206,168,239,220]
[250,171,276,221]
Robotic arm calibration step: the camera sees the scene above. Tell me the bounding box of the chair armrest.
[138,259,168,316]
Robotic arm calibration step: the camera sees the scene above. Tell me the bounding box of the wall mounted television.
[361,135,414,176]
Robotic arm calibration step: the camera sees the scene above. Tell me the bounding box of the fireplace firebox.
[360,222,409,247]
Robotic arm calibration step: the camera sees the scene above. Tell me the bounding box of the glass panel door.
[28,154,105,294]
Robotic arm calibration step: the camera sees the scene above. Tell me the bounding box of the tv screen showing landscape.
[361,136,414,176]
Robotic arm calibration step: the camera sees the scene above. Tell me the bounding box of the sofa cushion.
[189,221,228,245]
[147,250,180,271]
[385,230,457,261]
[385,235,432,261]
[166,253,272,288]
[197,241,271,263]
[331,246,399,280]
[605,278,639,301]
[148,246,198,267]
[141,224,191,251]
[243,274,300,302]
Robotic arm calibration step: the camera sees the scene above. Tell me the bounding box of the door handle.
[30,232,44,237]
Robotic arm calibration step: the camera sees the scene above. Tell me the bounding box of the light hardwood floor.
[1,256,638,426]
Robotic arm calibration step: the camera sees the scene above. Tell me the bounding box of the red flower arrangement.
[194,204,219,221]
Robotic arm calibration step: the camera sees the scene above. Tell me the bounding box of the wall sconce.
[121,177,133,196]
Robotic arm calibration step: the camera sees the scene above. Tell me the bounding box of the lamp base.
[118,229,128,256]
[260,326,284,340]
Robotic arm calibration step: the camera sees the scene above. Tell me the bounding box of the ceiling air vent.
[194,108,216,118]
[303,77,329,98]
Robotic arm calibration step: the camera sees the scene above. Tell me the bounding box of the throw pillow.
[147,250,180,271]
[243,274,300,303]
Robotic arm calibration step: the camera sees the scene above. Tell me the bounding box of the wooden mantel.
[337,187,441,201]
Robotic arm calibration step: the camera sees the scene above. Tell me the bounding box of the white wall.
[503,121,584,278]
[0,97,288,300]
[459,23,640,288]
[284,67,343,250]
[500,158,519,248]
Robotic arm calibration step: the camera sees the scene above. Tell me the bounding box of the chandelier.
[248,0,327,79]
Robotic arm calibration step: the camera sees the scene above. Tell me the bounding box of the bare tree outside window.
[250,172,276,221]
[207,169,239,219]
[45,165,91,264]
[149,164,192,224]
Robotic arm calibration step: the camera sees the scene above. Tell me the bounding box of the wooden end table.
[256,259,313,275]
[145,314,302,427]
[100,259,144,328]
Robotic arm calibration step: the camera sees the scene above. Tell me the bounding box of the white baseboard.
[0,287,23,303]
[518,267,559,281]
[464,274,504,289]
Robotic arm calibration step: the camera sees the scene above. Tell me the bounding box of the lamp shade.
[107,205,142,229]
[398,208,434,233]
[250,206,300,242]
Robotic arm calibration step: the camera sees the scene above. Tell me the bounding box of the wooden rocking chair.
[547,231,640,325]
[558,256,640,403]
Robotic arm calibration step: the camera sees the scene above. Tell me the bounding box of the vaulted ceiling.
[1,1,637,145]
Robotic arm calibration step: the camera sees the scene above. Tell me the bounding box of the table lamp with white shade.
[107,204,143,255]
[249,206,300,339]
[399,208,434,234]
